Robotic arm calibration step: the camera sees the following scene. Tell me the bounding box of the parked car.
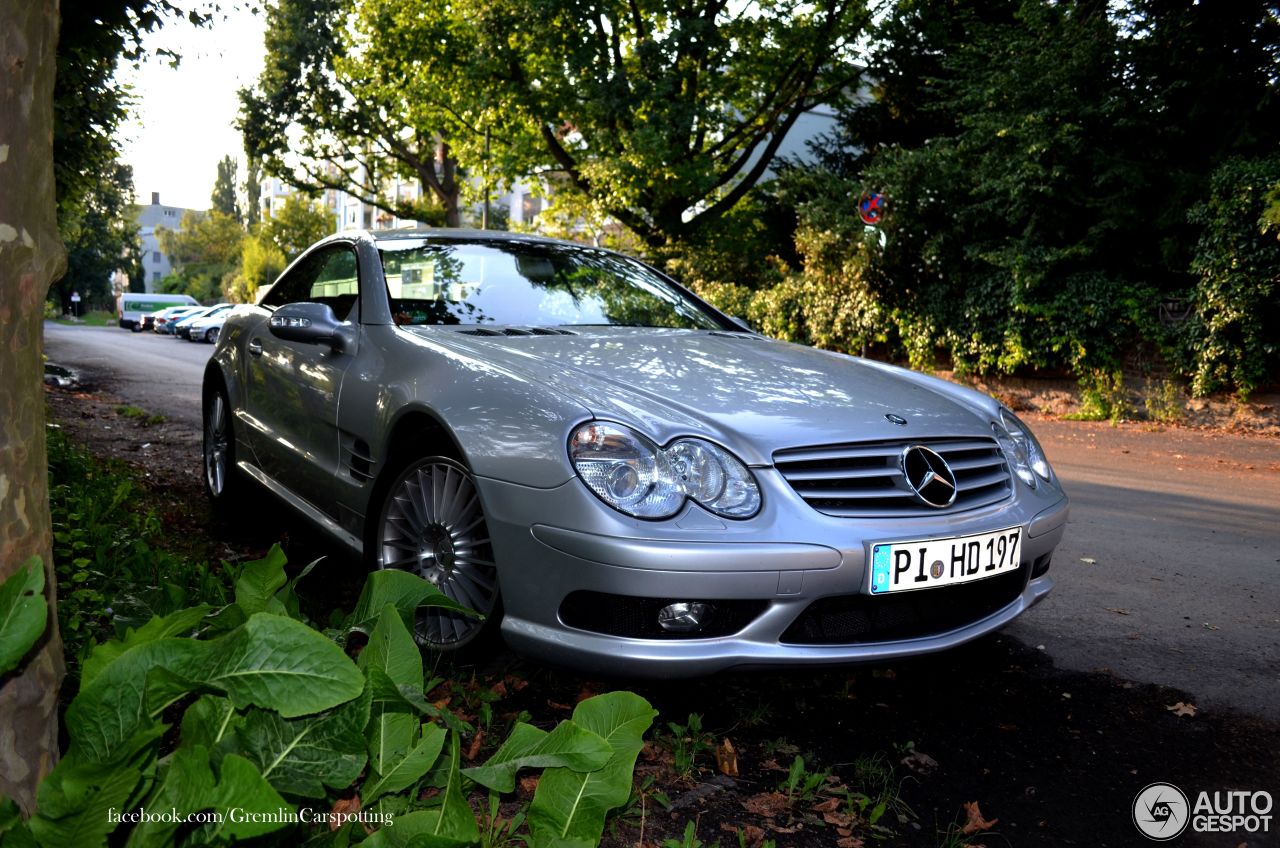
[173,304,231,339]
[117,292,198,331]
[152,305,203,334]
[203,230,1068,675]
[185,310,230,343]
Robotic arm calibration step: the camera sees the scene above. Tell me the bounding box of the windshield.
[378,240,726,330]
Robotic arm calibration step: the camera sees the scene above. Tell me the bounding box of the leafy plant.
[663,713,715,781]
[0,559,48,675]
[779,755,829,805]
[4,547,657,847]
[662,820,712,848]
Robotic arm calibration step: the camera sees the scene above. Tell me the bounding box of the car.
[152,305,203,334]
[185,310,229,343]
[203,229,1068,676]
[117,292,199,331]
[173,304,231,339]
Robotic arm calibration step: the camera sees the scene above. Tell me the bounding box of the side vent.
[341,436,376,483]
[456,326,577,337]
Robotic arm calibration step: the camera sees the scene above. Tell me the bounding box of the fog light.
[658,602,712,633]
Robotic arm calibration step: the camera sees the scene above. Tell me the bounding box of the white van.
[117,293,199,331]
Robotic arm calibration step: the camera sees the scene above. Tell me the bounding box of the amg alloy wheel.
[376,456,500,651]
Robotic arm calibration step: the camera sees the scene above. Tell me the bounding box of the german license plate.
[869,527,1022,595]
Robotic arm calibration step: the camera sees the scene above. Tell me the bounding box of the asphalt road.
[42,322,1280,719]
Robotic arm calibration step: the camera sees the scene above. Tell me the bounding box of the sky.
[117,5,269,211]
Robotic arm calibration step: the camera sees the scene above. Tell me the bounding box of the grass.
[53,309,116,327]
[114,404,166,426]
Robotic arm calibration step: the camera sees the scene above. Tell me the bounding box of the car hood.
[406,327,998,464]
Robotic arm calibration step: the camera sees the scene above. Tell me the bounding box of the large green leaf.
[233,545,290,617]
[179,695,242,757]
[362,723,446,805]
[360,604,424,775]
[241,699,368,799]
[463,720,612,793]
[68,613,363,765]
[0,557,47,676]
[348,570,476,633]
[199,613,364,718]
[234,685,370,798]
[123,747,292,848]
[81,604,212,688]
[360,810,470,848]
[527,692,657,848]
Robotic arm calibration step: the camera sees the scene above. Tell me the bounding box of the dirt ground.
[42,377,1280,847]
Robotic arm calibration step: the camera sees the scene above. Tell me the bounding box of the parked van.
[117,293,199,331]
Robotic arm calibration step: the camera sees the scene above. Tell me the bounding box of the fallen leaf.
[490,680,508,698]
[812,797,841,814]
[900,750,939,775]
[1080,557,1097,564]
[1105,607,1131,615]
[575,685,599,703]
[1203,622,1220,630]
[961,801,998,835]
[465,730,485,761]
[822,810,855,828]
[519,775,540,794]
[547,700,572,711]
[760,757,789,772]
[765,823,799,834]
[641,740,664,763]
[715,738,739,777]
[1167,701,1198,717]
[741,792,791,818]
[330,795,362,832]
[836,838,865,848]
[505,675,529,692]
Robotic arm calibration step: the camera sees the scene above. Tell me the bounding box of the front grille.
[559,592,766,639]
[773,437,1012,517]
[780,566,1028,645]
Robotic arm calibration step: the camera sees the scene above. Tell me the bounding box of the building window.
[522,193,543,222]
[152,271,161,281]
[152,251,161,263]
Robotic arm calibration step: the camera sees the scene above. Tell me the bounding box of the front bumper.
[478,471,1068,677]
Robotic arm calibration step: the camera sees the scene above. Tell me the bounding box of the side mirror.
[269,302,355,353]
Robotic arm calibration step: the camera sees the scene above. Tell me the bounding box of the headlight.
[569,422,761,519]
[993,407,1054,487]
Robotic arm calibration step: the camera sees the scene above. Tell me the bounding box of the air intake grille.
[774,437,1012,517]
[457,326,577,337]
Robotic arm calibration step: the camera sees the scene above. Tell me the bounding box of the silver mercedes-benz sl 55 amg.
[203,228,1068,676]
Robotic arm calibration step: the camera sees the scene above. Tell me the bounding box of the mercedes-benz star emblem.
[901,445,958,508]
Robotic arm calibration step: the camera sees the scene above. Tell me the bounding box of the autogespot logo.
[1133,783,1190,841]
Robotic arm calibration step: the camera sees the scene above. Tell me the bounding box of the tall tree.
[239,0,460,227]
[50,161,143,312]
[210,154,242,223]
[157,210,245,302]
[0,0,67,816]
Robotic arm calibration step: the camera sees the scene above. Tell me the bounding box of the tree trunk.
[0,0,67,816]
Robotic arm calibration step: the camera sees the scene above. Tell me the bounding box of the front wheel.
[373,456,501,652]
[203,383,247,511]
[204,327,219,343]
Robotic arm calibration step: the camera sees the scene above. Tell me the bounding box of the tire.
[203,383,247,511]
[372,456,501,653]
[204,327,219,343]
[129,322,141,333]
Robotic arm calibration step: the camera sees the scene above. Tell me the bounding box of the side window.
[260,246,360,320]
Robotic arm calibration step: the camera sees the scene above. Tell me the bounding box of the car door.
[244,243,360,508]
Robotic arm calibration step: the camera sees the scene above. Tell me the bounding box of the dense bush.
[1182,156,1280,398]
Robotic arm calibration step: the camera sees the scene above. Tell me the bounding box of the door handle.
[248,338,263,356]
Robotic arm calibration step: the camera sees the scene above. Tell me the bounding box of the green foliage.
[211,154,242,223]
[156,210,245,302]
[662,820,710,848]
[661,713,714,781]
[779,755,829,805]
[46,428,228,674]
[261,194,334,261]
[0,559,48,676]
[9,542,656,847]
[1143,378,1185,424]
[1183,155,1280,398]
[1065,371,1131,424]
